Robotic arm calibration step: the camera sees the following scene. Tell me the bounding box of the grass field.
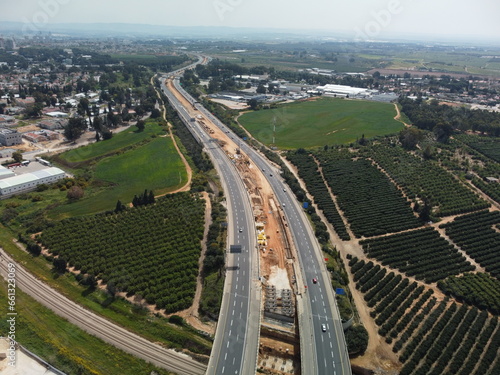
[238,98,403,149]
[51,136,187,218]
[61,123,164,163]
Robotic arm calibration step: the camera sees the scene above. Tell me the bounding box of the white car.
[321,324,327,332]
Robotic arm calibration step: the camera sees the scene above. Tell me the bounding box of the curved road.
[0,249,206,375]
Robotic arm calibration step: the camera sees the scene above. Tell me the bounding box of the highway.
[170,73,351,374]
[160,75,260,375]
[0,249,206,375]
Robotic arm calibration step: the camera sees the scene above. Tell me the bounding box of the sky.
[1,0,499,42]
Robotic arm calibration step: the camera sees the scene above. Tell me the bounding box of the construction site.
[166,77,302,374]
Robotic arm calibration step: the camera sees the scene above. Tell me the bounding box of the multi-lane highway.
[169,70,351,375]
[160,76,260,375]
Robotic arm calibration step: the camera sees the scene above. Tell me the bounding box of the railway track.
[0,249,207,375]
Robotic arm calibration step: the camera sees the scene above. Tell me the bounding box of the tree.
[419,199,432,222]
[115,200,125,213]
[53,257,67,273]
[256,84,266,94]
[12,151,23,163]
[67,185,84,200]
[150,108,162,119]
[136,120,145,132]
[247,98,259,110]
[93,116,103,133]
[434,122,453,143]
[27,242,42,256]
[25,102,44,118]
[423,145,434,160]
[399,127,423,150]
[102,129,113,140]
[345,324,368,355]
[106,280,117,297]
[64,117,87,143]
[358,134,367,146]
[148,190,155,205]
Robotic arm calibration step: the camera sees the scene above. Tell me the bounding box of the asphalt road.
[177,81,351,374]
[0,249,206,375]
[160,76,260,375]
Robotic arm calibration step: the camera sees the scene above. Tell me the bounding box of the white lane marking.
[225,353,227,360]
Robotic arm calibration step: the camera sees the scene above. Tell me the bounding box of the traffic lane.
[292,221,341,375]
[212,153,253,375]
[217,251,251,375]
[172,77,344,373]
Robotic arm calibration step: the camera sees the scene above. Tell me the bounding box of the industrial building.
[0,165,15,180]
[315,84,372,97]
[0,128,22,146]
[0,167,66,196]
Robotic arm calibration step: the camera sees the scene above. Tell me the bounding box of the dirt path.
[151,75,192,194]
[393,103,411,127]
[175,192,216,335]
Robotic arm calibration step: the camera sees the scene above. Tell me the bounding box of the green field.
[52,136,187,218]
[61,123,163,163]
[238,98,403,149]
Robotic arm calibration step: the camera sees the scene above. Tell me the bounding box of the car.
[270,174,273,177]
[321,324,327,332]
[283,188,286,192]
[239,228,243,233]
[312,278,317,284]
[282,203,286,207]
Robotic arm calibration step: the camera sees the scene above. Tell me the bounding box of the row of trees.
[38,193,205,313]
[314,149,421,237]
[438,273,500,314]
[366,143,489,217]
[399,95,500,136]
[286,150,350,240]
[132,189,155,207]
[441,210,500,280]
[349,256,499,374]
[361,227,475,283]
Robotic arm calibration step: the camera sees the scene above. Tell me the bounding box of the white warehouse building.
[316,84,371,97]
[0,165,15,180]
[0,167,66,196]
